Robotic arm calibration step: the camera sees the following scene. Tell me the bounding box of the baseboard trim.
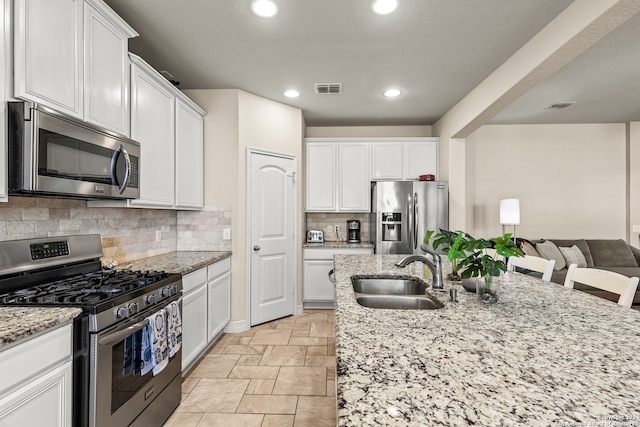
[224,319,251,333]
[296,304,304,315]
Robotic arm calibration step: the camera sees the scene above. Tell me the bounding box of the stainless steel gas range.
[0,235,183,427]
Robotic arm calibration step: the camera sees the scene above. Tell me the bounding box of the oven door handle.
[98,319,149,346]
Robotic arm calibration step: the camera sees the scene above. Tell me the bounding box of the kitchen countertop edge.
[303,242,374,249]
[0,307,82,350]
[122,250,232,275]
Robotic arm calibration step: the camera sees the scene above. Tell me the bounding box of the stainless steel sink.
[351,275,426,295]
[356,295,444,310]
[350,275,444,310]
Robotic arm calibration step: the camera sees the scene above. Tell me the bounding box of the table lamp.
[500,198,520,243]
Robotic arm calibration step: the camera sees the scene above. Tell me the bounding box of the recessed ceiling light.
[383,88,402,98]
[252,0,277,17]
[372,0,398,15]
[284,89,299,98]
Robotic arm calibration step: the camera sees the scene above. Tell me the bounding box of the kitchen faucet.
[395,249,444,290]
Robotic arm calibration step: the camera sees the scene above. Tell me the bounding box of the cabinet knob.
[253,245,261,251]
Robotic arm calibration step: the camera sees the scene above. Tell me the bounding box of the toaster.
[306,230,324,243]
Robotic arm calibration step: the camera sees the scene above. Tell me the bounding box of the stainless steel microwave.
[8,102,140,200]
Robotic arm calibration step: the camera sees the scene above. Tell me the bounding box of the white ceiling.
[103,0,639,127]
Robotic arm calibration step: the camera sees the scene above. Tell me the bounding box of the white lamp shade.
[500,199,520,225]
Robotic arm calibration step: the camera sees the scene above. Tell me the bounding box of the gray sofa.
[525,239,640,306]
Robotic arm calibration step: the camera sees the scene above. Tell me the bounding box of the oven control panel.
[111,284,180,321]
[30,241,70,260]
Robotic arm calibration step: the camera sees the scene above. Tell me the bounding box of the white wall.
[184,89,303,325]
[629,122,640,246]
[305,125,431,138]
[467,123,627,240]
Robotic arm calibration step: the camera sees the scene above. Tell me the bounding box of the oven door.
[89,296,181,427]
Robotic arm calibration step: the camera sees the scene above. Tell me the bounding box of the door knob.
[253,245,261,251]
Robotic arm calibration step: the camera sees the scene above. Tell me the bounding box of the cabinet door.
[371,141,403,180]
[0,362,72,427]
[305,143,336,211]
[84,2,131,135]
[1,0,7,202]
[130,61,175,207]
[303,259,335,302]
[338,142,370,212]
[207,272,230,342]
[14,0,83,118]
[175,99,204,209]
[182,285,208,372]
[404,140,438,180]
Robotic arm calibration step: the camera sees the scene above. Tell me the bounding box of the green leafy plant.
[457,234,524,286]
[424,230,524,285]
[424,229,473,280]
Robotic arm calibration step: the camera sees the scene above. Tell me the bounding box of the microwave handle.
[111,144,132,194]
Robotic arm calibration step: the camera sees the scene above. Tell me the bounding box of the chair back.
[507,255,555,282]
[484,248,504,262]
[563,264,638,308]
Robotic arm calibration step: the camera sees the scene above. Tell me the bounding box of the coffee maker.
[347,220,361,243]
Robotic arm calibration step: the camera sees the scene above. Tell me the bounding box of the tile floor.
[164,310,337,427]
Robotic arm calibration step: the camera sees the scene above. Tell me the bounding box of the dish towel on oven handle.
[166,301,182,358]
[140,309,169,376]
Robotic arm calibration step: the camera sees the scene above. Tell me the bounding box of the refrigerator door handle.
[413,192,418,250]
[407,193,413,251]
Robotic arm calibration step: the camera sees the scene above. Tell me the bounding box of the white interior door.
[249,151,296,326]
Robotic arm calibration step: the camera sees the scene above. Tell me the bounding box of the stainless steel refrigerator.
[370,181,448,254]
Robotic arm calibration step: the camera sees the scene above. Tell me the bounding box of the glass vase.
[476,276,500,304]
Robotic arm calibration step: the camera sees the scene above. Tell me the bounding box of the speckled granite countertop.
[121,251,232,275]
[334,254,640,426]
[303,241,374,249]
[0,307,81,350]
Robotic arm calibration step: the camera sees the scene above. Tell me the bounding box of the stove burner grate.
[0,269,171,306]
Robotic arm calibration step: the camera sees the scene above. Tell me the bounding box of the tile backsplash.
[306,213,370,242]
[0,197,232,264]
[177,205,232,251]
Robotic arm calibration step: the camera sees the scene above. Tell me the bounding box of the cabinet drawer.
[182,267,207,293]
[208,258,231,281]
[0,324,72,393]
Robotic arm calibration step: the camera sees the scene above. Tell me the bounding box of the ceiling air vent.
[315,83,342,95]
[545,102,575,110]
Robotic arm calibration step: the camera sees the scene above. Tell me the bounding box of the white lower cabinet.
[182,270,208,371]
[181,257,231,373]
[207,260,231,342]
[0,324,73,427]
[303,247,373,308]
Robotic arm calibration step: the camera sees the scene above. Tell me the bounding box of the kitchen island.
[334,254,640,426]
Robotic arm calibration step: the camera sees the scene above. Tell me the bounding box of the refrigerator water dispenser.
[381,212,402,241]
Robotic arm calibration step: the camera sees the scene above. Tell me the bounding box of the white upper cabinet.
[14,0,84,118]
[306,137,439,212]
[371,141,403,180]
[370,138,439,181]
[89,54,205,210]
[129,56,176,208]
[306,142,337,211]
[84,0,137,135]
[14,0,137,134]
[404,139,438,180]
[305,139,370,212]
[337,142,370,212]
[175,98,204,209]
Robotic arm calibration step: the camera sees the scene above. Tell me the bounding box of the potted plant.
[457,234,524,303]
[423,229,472,281]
